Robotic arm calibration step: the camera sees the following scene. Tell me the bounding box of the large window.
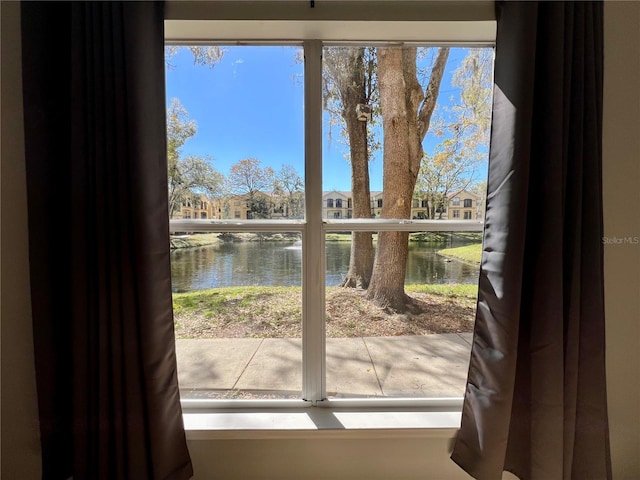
[166,40,493,406]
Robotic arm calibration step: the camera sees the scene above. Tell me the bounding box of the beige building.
[175,190,483,221]
[221,191,305,220]
[442,190,485,221]
[323,190,352,219]
[322,189,484,221]
[172,195,221,220]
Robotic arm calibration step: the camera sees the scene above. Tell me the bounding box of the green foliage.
[166,99,224,216]
[172,285,301,321]
[415,148,478,218]
[416,48,494,217]
[246,196,271,219]
[167,98,196,171]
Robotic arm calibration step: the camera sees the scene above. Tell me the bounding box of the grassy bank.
[171,231,483,250]
[170,232,300,249]
[437,243,482,265]
[170,233,220,249]
[173,283,478,339]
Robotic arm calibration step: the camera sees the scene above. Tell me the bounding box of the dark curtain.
[21,2,193,479]
[451,2,611,479]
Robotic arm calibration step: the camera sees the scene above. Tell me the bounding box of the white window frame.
[165,4,495,431]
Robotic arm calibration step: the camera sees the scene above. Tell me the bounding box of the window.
[452,197,460,206]
[464,211,472,219]
[464,199,473,208]
[166,38,493,407]
[201,212,207,219]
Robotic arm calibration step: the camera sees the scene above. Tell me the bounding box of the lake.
[170,236,480,293]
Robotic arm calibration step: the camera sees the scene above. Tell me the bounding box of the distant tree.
[414,148,478,219]
[470,180,487,198]
[272,164,304,218]
[228,158,275,219]
[416,48,493,219]
[245,196,272,220]
[167,98,223,217]
[165,46,225,70]
[447,48,493,160]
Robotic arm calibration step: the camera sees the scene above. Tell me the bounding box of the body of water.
[171,237,480,293]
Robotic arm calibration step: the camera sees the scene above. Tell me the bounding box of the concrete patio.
[176,333,473,399]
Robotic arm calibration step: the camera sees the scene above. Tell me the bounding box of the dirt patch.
[174,287,476,339]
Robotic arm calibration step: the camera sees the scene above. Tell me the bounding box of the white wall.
[603,1,640,478]
[0,1,43,478]
[1,2,638,479]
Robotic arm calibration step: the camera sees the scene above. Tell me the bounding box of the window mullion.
[302,40,326,402]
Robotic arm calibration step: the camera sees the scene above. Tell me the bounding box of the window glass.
[167,46,304,399]
[322,45,492,398]
[167,43,493,402]
[166,45,304,223]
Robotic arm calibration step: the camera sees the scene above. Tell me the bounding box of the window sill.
[183,402,463,440]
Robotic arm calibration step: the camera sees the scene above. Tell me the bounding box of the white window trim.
[165,8,495,431]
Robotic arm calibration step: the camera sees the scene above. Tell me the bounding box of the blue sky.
[165,46,475,192]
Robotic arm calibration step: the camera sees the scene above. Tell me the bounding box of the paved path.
[176,333,473,399]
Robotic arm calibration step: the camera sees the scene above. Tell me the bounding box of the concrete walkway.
[176,333,473,399]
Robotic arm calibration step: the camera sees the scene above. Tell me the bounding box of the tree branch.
[417,47,450,142]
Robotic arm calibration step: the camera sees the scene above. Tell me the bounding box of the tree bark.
[366,47,449,311]
[341,105,374,287]
[329,48,375,289]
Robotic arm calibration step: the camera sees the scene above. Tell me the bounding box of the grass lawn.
[437,243,482,265]
[170,233,482,339]
[173,283,478,339]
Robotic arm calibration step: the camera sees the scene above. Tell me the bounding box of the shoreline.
[170,231,483,250]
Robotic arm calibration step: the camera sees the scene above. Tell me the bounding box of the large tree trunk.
[341,99,374,286]
[331,48,375,289]
[367,47,449,311]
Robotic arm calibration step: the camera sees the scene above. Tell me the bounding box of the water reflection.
[171,236,480,293]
